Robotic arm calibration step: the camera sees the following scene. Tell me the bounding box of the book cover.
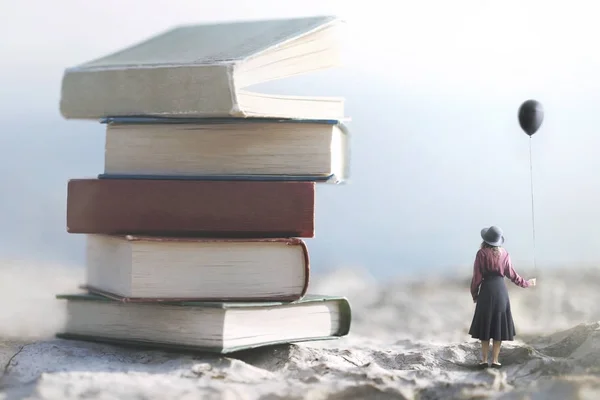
[66,179,316,237]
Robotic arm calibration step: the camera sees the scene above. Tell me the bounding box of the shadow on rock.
[325,384,411,400]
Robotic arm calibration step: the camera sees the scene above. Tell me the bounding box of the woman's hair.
[480,241,503,254]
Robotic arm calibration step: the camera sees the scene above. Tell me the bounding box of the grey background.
[2,0,599,279]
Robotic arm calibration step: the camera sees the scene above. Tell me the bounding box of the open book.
[59,16,345,120]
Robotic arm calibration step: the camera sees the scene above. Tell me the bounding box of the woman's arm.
[504,253,531,288]
[470,250,483,301]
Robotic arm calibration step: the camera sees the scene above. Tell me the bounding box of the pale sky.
[2,0,600,276]
[3,0,600,103]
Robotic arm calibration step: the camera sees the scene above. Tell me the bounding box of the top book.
[59,15,345,120]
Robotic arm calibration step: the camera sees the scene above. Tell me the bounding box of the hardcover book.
[59,16,345,120]
[100,117,349,183]
[56,293,352,354]
[66,179,316,237]
[84,235,310,302]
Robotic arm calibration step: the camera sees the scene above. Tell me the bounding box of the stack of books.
[55,15,352,354]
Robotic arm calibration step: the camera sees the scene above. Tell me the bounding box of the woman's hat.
[481,225,504,246]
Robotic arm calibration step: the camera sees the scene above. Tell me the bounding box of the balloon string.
[529,136,537,275]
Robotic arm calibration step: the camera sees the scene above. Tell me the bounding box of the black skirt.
[469,275,516,341]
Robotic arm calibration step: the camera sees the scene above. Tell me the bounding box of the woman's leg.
[481,340,490,362]
[492,340,502,364]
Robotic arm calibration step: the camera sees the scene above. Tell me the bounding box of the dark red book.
[66,179,315,237]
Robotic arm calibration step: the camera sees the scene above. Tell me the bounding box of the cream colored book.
[83,235,311,302]
[100,118,349,183]
[59,16,345,120]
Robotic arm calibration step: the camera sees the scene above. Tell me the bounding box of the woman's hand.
[528,278,537,286]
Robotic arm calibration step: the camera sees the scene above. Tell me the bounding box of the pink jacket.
[470,247,530,301]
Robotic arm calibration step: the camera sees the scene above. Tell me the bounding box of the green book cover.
[56,292,351,354]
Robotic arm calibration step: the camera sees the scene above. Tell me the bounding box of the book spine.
[297,237,310,298]
[66,179,315,237]
[60,64,237,119]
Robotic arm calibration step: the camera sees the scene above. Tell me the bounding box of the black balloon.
[518,99,544,136]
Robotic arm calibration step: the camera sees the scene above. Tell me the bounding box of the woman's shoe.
[491,362,502,369]
[478,362,489,369]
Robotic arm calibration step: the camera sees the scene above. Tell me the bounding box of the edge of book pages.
[98,116,351,184]
[55,293,352,354]
[79,236,311,303]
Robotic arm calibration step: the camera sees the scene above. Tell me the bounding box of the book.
[83,235,310,302]
[59,15,345,120]
[100,117,349,183]
[66,179,315,237]
[56,293,351,354]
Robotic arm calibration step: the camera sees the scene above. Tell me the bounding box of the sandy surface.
[0,260,599,399]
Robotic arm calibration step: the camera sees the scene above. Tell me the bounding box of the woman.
[469,225,536,369]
